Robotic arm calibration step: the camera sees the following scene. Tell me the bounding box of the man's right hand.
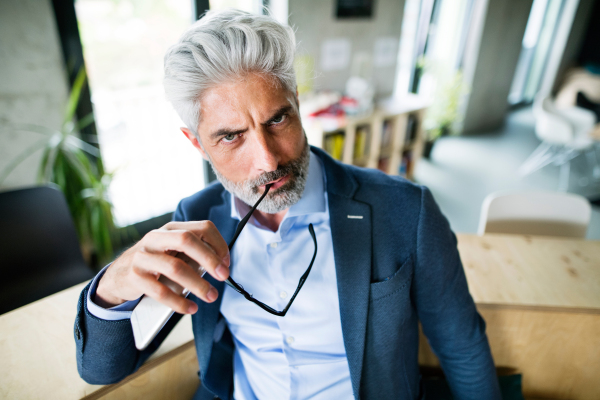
[95,221,230,315]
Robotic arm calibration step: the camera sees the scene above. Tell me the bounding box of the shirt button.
[286,336,295,345]
[270,242,278,248]
[279,291,288,299]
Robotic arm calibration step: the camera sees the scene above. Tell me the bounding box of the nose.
[251,127,280,173]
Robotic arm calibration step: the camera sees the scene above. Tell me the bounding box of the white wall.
[0,0,69,190]
[289,0,405,96]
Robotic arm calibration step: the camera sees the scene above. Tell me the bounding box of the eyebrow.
[209,105,294,141]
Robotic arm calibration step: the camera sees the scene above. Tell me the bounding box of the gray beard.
[210,141,310,214]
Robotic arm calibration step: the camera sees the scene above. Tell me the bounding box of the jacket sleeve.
[413,186,501,400]
[74,203,187,384]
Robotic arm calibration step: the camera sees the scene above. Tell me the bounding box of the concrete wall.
[0,0,69,190]
[289,0,405,96]
[461,0,533,134]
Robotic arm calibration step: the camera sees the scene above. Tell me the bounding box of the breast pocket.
[369,256,413,302]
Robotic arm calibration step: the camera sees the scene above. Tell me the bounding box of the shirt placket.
[273,217,310,400]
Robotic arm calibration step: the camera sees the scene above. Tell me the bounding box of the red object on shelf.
[308,97,358,118]
[309,103,345,117]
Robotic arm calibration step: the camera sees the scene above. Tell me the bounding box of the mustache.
[248,162,297,192]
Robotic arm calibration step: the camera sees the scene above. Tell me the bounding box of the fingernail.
[207,287,218,302]
[223,254,230,266]
[188,303,198,314]
[216,264,229,280]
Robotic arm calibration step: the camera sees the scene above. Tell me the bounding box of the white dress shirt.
[87,151,353,400]
[222,151,352,399]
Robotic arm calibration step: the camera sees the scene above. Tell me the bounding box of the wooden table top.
[0,282,194,399]
[457,233,600,311]
[1,233,598,399]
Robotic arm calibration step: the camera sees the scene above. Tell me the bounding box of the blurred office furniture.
[3,234,598,399]
[555,67,600,110]
[576,92,600,123]
[304,93,430,180]
[0,186,95,315]
[478,190,592,238]
[556,67,600,140]
[518,95,599,191]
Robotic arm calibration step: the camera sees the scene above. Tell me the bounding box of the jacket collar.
[311,146,359,199]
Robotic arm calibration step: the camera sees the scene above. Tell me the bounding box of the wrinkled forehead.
[197,73,297,134]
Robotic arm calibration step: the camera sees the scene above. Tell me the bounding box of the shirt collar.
[230,149,326,222]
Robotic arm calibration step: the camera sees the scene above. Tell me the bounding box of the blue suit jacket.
[75,147,501,399]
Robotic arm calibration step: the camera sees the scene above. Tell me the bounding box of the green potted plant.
[0,69,119,268]
[423,70,468,158]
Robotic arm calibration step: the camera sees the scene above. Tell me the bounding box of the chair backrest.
[0,186,94,314]
[478,190,591,238]
[533,96,573,144]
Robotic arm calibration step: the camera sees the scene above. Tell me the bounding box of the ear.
[181,127,208,160]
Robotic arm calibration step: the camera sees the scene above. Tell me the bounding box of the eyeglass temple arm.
[224,183,273,293]
[227,223,317,317]
[277,223,317,316]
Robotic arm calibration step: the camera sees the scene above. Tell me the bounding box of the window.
[75,0,203,226]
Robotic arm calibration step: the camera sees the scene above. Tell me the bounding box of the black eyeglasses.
[224,183,317,317]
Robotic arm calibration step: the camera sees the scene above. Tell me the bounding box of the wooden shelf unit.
[309,94,429,180]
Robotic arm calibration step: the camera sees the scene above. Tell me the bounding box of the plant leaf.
[64,68,87,126]
[12,123,59,137]
[76,112,95,132]
[41,134,63,183]
[65,135,101,157]
[61,147,94,187]
[0,139,49,185]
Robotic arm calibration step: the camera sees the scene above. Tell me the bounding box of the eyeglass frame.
[224,183,318,317]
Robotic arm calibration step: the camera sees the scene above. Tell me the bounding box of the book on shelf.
[399,155,408,176]
[404,114,417,144]
[381,120,393,148]
[353,125,370,160]
[377,157,389,173]
[324,132,345,161]
[400,150,413,177]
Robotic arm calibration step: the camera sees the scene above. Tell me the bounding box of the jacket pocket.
[370,256,413,301]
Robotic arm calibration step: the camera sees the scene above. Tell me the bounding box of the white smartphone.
[131,253,205,350]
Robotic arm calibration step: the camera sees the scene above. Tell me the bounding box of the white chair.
[478,190,591,238]
[519,95,598,191]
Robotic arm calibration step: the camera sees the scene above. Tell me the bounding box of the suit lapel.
[315,147,372,399]
[194,191,238,376]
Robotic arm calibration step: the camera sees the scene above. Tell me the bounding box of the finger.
[133,271,199,314]
[133,251,218,303]
[142,229,229,281]
[163,221,230,264]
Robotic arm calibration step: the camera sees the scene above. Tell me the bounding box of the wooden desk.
[419,234,600,400]
[1,234,599,399]
[0,283,196,399]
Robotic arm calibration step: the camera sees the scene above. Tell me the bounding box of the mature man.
[75,9,501,400]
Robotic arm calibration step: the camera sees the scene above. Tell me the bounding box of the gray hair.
[163,9,297,139]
